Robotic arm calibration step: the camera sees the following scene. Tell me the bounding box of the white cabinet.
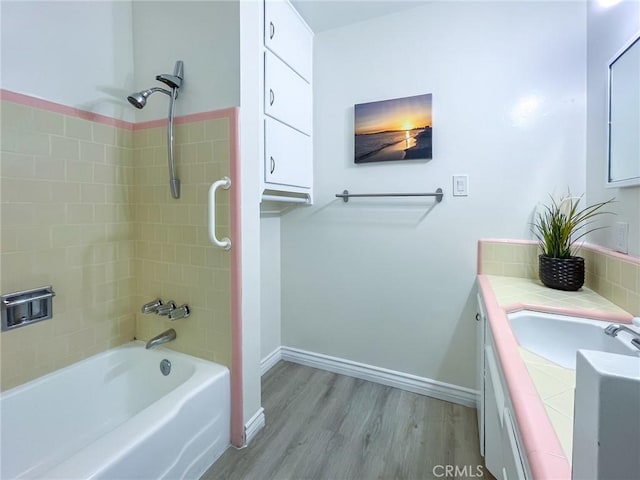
[264,118,312,188]
[476,293,487,457]
[260,0,313,204]
[484,338,505,477]
[479,290,529,480]
[264,52,312,135]
[264,0,312,81]
[502,408,527,480]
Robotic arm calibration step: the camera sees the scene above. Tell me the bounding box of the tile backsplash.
[478,240,640,316]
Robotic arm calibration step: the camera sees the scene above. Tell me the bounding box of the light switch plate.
[453,175,468,196]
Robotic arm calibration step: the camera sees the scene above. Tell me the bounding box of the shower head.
[127,87,171,109]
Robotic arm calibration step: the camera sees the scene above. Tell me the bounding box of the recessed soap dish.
[1,286,55,331]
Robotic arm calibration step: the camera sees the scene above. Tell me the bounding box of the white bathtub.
[0,342,230,479]
[508,310,640,369]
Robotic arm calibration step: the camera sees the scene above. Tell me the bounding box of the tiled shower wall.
[132,118,232,366]
[0,98,135,390]
[0,96,234,391]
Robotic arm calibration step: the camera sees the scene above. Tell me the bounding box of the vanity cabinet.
[261,0,313,202]
[477,292,529,480]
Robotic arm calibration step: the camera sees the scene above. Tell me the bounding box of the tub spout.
[145,328,176,350]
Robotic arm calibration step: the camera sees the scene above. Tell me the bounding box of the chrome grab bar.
[336,188,444,203]
[208,176,232,250]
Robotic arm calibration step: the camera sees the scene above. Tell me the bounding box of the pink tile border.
[134,109,240,130]
[228,107,244,448]
[0,88,240,134]
[1,88,135,130]
[501,302,632,324]
[3,88,246,446]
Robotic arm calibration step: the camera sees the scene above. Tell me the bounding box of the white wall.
[586,0,640,257]
[131,1,240,121]
[239,0,263,432]
[0,1,135,121]
[261,216,282,360]
[281,1,587,389]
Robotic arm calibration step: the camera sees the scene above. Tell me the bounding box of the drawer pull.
[269,21,275,40]
[270,156,276,174]
[476,313,481,322]
[269,89,275,106]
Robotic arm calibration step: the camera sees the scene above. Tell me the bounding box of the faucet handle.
[156,301,176,316]
[141,298,163,314]
[604,324,621,336]
[169,304,190,321]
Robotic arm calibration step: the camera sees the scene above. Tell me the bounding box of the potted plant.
[532,193,614,291]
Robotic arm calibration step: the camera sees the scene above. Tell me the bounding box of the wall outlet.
[614,221,629,254]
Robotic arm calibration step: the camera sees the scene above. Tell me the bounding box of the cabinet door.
[265,51,312,135]
[484,342,505,479]
[477,293,487,456]
[264,0,312,81]
[265,118,312,188]
[502,408,527,480]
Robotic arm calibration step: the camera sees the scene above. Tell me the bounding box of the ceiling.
[290,1,430,33]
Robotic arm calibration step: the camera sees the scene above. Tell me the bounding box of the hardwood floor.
[203,361,492,480]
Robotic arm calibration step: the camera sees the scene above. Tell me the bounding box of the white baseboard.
[260,346,282,376]
[244,407,265,446]
[280,346,478,408]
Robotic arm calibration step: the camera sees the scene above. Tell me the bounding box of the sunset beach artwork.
[354,94,432,164]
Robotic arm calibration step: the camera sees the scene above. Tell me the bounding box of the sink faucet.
[604,324,640,351]
[145,328,177,350]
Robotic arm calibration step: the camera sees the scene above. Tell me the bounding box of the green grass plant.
[533,193,614,259]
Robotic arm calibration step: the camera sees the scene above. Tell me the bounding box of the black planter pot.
[538,255,585,291]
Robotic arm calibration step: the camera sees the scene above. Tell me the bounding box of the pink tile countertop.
[477,274,633,480]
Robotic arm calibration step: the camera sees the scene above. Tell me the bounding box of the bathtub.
[508,310,640,369]
[0,342,230,479]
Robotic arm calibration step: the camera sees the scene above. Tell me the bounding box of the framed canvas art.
[354,93,432,164]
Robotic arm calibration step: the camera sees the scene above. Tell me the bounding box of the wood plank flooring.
[202,361,492,480]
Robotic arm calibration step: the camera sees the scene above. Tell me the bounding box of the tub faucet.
[145,328,177,350]
[169,304,190,321]
[141,298,163,314]
[604,324,640,351]
[155,301,176,316]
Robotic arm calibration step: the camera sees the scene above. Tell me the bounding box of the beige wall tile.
[1,100,233,391]
[0,100,135,392]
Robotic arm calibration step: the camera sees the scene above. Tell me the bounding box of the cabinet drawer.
[264,0,312,81]
[265,51,312,135]
[265,118,312,188]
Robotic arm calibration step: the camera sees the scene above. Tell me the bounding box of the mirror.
[607,31,640,187]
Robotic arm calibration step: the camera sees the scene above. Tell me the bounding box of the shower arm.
[167,87,180,199]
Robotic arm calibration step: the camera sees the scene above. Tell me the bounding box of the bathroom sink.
[507,311,640,369]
